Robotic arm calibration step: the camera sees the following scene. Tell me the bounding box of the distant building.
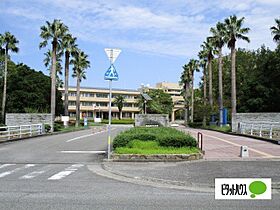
[59,82,184,121]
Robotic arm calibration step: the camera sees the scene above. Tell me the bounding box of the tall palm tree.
[201,40,216,109]
[71,50,90,127]
[188,59,199,123]
[270,18,280,45]
[198,50,208,126]
[224,15,250,115]
[209,22,226,126]
[114,95,125,119]
[39,19,68,132]
[0,32,19,123]
[180,64,191,126]
[61,33,78,116]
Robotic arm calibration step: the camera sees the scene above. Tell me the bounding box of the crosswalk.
[0,163,85,181]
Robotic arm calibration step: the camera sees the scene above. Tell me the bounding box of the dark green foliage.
[0,59,63,116]
[101,119,134,124]
[113,127,197,149]
[137,89,173,115]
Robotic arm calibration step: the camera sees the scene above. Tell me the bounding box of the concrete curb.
[110,153,203,162]
[87,163,213,192]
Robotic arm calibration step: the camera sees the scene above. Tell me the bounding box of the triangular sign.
[104,48,121,64]
[104,65,119,81]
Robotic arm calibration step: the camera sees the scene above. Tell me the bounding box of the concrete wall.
[232,113,280,132]
[135,114,169,127]
[6,113,52,126]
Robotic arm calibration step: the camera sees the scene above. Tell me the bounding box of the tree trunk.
[231,45,237,115]
[191,77,194,123]
[208,58,213,108]
[218,47,224,127]
[64,51,70,116]
[203,65,207,127]
[184,82,191,126]
[120,110,122,120]
[50,40,57,132]
[75,75,81,127]
[1,47,8,124]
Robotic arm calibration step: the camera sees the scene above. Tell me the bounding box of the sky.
[0,0,279,90]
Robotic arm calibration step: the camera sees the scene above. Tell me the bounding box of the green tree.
[61,33,78,116]
[0,61,63,115]
[198,49,208,126]
[201,40,216,108]
[224,15,250,115]
[187,59,199,123]
[71,50,90,127]
[270,18,280,45]
[0,32,19,123]
[39,19,68,132]
[209,22,226,126]
[180,64,192,125]
[113,95,125,119]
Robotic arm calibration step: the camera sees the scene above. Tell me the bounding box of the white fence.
[0,124,44,141]
[238,122,280,139]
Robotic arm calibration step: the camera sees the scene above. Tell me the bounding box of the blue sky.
[0,0,279,90]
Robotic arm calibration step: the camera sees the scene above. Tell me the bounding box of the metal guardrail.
[238,122,280,139]
[0,124,44,141]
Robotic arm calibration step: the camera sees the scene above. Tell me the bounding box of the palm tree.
[180,64,191,126]
[71,50,90,127]
[209,22,226,126]
[61,33,78,116]
[201,40,216,109]
[114,95,125,119]
[224,15,250,115]
[270,18,280,45]
[198,50,208,126]
[0,32,19,123]
[39,19,68,132]
[188,59,199,123]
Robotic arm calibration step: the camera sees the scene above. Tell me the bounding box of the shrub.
[158,133,197,147]
[113,127,197,149]
[44,124,51,133]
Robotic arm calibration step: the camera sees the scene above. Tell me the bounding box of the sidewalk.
[179,126,280,160]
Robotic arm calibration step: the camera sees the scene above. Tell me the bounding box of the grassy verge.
[205,125,231,132]
[115,140,199,155]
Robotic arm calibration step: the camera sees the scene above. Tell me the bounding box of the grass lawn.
[115,140,200,155]
[206,125,231,132]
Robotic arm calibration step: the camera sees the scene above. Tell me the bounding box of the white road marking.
[60,151,106,154]
[0,164,35,178]
[20,171,45,179]
[66,128,115,142]
[48,164,84,180]
[0,164,16,169]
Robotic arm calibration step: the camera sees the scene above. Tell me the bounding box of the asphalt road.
[0,125,279,210]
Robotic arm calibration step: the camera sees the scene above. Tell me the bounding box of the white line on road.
[20,171,45,179]
[0,164,35,178]
[0,164,16,169]
[66,128,114,143]
[60,151,106,154]
[48,164,84,180]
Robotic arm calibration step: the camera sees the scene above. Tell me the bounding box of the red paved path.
[179,126,280,160]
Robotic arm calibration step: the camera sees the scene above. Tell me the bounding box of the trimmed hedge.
[113,127,196,149]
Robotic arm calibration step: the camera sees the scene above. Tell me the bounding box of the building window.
[69,112,76,117]
[81,92,94,97]
[96,93,108,98]
[69,92,76,97]
[122,112,132,118]
[123,103,133,107]
[69,101,76,106]
[81,102,94,106]
[96,102,108,107]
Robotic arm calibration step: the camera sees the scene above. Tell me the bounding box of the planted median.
[112,127,201,161]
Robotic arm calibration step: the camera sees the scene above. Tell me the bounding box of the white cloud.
[1,0,279,58]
